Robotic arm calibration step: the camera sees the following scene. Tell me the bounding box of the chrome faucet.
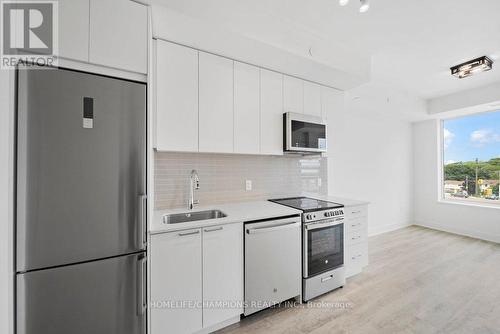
[188,169,200,210]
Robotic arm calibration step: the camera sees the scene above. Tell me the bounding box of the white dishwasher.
[244,215,302,316]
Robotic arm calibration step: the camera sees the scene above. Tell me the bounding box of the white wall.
[0,70,14,333]
[413,119,500,243]
[328,83,422,236]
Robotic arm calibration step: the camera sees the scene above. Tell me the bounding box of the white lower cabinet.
[150,223,243,334]
[151,228,203,334]
[344,205,369,278]
[202,223,243,328]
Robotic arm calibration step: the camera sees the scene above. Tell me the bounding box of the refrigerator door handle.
[138,254,147,315]
[139,194,147,248]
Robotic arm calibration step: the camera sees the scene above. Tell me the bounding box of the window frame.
[438,113,500,209]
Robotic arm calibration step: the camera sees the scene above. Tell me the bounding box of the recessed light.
[450,56,493,79]
[359,0,370,12]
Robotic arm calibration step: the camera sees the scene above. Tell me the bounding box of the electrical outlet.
[245,180,252,191]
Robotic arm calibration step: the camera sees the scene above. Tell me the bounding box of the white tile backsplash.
[154,152,328,209]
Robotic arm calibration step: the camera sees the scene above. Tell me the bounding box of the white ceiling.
[152,0,500,100]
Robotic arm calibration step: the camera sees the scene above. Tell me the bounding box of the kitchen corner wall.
[154,152,328,210]
[327,82,424,236]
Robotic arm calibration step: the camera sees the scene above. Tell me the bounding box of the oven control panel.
[303,208,344,223]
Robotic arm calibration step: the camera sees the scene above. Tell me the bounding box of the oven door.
[303,219,344,278]
[284,112,327,153]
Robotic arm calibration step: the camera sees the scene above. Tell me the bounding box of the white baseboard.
[414,220,500,244]
[368,222,412,237]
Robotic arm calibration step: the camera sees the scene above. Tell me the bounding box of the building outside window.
[442,111,500,205]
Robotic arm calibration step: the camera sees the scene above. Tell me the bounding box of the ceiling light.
[451,56,493,79]
[339,0,349,6]
[359,0,370,12]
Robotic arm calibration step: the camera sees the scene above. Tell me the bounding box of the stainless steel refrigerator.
[15,65,147,334]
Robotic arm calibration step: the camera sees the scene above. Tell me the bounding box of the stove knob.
[306,214,312,220]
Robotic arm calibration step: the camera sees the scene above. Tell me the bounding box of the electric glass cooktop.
[269,197,343,213]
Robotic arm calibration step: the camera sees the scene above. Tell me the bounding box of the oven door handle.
[246,221,300,234]
[305,218,343,230]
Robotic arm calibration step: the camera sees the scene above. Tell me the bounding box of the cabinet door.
[203,224,243,327]
[199,52,234,153]
[303,81,322,117]
[57,0,89,62]
[155,41,198,152]
[321,86,343,121]
[150,229,202,334]
[89,0,148,73]
[260,69,283,155]
[234,62,260,154]
[283,75,303,114]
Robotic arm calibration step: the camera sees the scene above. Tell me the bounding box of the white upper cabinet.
[283,75,303,114]
[199,52,234,153]
[304,81,322,118]
[89,0,148,73]
[150,229,203,334]
[155,41,198,152]
[202,223,243,328]
[321,86,343,121]
[234,62,260,154]
[260,69,283,155]
[57,0,89,62]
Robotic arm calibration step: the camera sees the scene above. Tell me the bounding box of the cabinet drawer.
[346,216,367,233]
[346,243,368,268]
[346,205,367,219]
[346,228,367,246]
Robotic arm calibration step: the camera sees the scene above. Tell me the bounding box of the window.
[442,111,500,205]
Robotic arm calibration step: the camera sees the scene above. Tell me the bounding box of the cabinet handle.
[321,275,334,282]
[351,236,361,240]
[204,226,223,233]
[178,230,200,237]
[351,223,362,228]
[352,254,363,260]
[351,210,362,214]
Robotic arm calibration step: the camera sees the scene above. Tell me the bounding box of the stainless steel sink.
[163,210,227,224]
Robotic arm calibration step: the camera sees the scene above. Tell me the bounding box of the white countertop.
[151,201,302,234]
[150,195,369,234]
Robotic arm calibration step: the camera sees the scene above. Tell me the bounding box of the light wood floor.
[217,226,500,334]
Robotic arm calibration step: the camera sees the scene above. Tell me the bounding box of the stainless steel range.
[269,197,346,301]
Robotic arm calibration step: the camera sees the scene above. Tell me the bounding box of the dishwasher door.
[244,216,302,316]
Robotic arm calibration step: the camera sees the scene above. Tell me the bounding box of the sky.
[444,110,500,164]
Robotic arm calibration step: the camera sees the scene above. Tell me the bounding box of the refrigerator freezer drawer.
[16,252,146,334]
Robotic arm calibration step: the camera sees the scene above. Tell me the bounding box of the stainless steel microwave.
[283,112,327,153]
